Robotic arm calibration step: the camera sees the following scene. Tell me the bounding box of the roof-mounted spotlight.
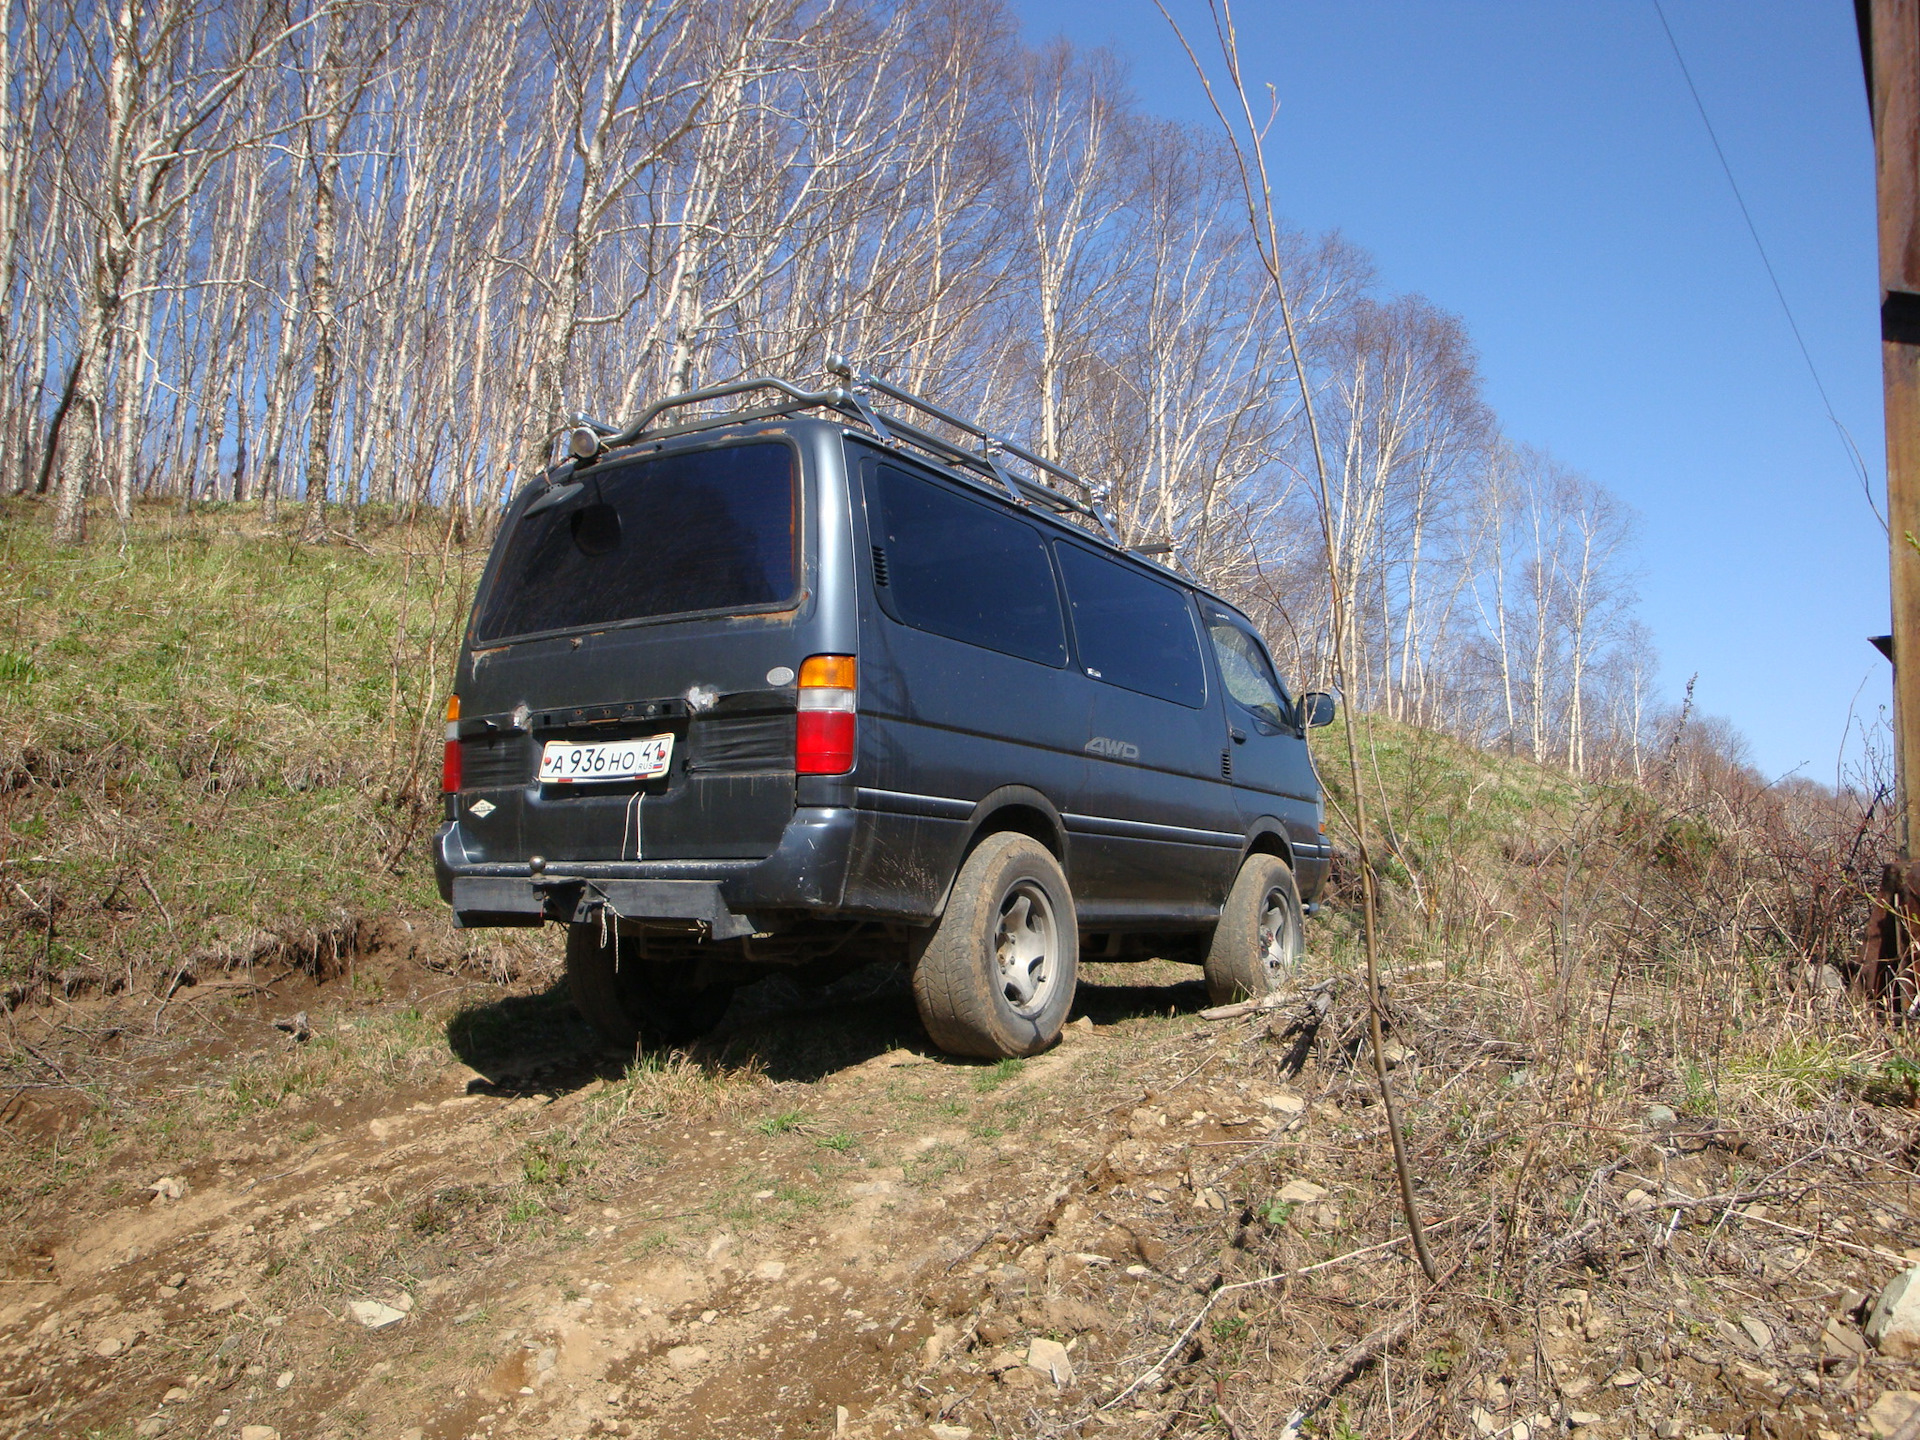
[567,426,601,462]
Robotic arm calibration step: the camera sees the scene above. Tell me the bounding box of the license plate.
[538,734,673,784]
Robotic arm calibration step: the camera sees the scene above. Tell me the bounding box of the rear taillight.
[442,694,462,793]
[796,654,855,775]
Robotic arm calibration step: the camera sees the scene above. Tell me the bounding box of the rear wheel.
[565,923,735,1048]
[1203,854,1303,1004]
[910,832,1078,1059]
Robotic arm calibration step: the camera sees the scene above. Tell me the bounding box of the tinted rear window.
[474,442,796,642]
[872,465,1067,667]
[1055,544,1205,707]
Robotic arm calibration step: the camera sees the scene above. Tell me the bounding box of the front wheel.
[910,833,1078,1059]
[1203,855,1304,1005]
[565,923,735,1048]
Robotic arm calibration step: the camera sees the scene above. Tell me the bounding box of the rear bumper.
[433,805,859,932]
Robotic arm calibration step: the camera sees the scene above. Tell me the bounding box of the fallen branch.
[1199,992,1297,1022]
[1276,1307,1420,1436]
[1099,1218,1463,1412]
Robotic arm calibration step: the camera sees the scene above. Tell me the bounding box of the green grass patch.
[0,500,486,992]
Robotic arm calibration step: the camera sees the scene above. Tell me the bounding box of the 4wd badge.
[468,799,496,818]
[1084,736,1140,760]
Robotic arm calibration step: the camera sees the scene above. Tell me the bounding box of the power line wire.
[1649,0,1883,528]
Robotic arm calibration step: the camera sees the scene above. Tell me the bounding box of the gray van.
[434,363,1334,1058]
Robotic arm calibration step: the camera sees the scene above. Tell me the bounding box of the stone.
[929,1427,973,1440]
[1065,1016,1094,1036]
[1259,1092,1305,1115]
[1644,1103,1678,1129]
[836,1404,850,1437]
[1277,1179,1327,1205]
[148,1177,185,1203]
[347,1300,407,1330]
[162,1389,189,1404]
[1028,1336,1074,1387]
[1379,1039,1411,1069]
[1000,1366,1038,1391]
[1610,1367,1643,1386]
[1868,1267,1920,1358]
[922,1325,958,1366]
[984,1349,1024,1374]
[753,1260,787,1281]
[95,1337,125,1358]
[238,1429,279,1440]
[1567,1416,1603,1430]
[1815,964,1847,993]
[399,1431,424,1440]
[666,1344,710,1372]
[1741,1316,1773,1350]
[137,1419,169,1437]
[1822,1317,1869,1358]
[1870,1392,1920,1439]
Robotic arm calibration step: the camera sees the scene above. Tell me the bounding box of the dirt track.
[6,939,1920,1440]
[0,950,1260,1439]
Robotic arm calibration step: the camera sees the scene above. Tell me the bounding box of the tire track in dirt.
[0,962,1212,1439]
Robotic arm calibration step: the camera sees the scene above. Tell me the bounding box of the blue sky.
[1006,0,1889,786]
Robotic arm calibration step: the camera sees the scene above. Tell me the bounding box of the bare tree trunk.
[302,25,345,543]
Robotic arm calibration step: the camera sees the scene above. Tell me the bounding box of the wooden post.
[1870,0,1920,855]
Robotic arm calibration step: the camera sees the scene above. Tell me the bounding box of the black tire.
[910,832,1078,1059]
[564,923,735,1048]
[1203,854,1304,1005]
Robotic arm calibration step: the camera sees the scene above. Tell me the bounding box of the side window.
[872,465,1067,667]
[1055,544,1205,708]
[1206,615,1291,729]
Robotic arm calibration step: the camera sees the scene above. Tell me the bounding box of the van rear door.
[451,439,805,865]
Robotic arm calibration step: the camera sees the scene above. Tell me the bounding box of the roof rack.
[573,359,1122,546]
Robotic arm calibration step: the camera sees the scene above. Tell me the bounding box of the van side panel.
[845,447,1088,915]
[1067,683,1242,922]
[1050,542,1241,924]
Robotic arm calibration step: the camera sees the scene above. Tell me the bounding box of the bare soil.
[3,928,1919,1440]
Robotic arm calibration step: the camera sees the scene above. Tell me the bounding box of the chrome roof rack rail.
[587,360,1123,547]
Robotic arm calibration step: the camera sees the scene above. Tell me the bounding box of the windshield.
[473,441,797,643]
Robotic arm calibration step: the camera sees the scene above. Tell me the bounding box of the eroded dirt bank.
[4,939,1920,1440]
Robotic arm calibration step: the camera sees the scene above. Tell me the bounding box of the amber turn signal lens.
[798,654,855,689]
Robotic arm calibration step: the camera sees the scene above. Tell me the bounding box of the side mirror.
[1301,691,1337,729]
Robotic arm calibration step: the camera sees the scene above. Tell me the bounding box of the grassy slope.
[0,501,486,993]
[0,496,1853,1112]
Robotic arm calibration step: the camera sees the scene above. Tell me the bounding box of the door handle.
[1229,727,1246,743]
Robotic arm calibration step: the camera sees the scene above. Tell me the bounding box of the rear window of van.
[473,442,796,642]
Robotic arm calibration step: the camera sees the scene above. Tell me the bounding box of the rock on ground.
[1868,1267,1920,1358]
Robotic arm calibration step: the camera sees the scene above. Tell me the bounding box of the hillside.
[1,502,1917,1440]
